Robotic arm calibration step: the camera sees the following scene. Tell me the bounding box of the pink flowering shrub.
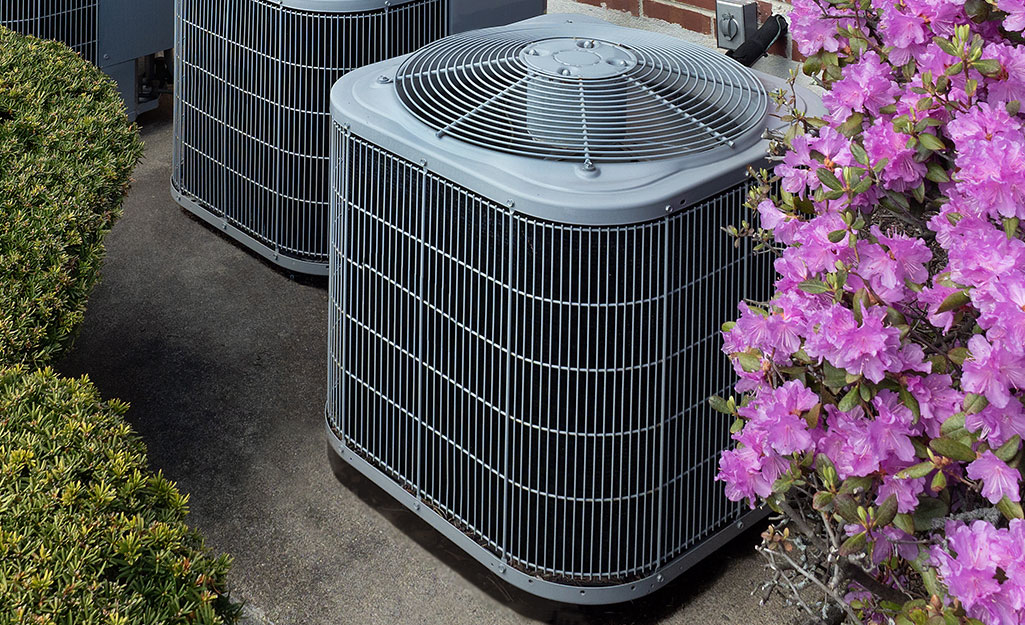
[715,1,1025,623]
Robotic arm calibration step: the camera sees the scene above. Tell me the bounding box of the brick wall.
[567,0,801,61]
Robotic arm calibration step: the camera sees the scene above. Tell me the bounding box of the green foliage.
[0,26,143,367]
[0,367,238,624]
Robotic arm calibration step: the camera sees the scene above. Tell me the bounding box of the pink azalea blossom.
[967,451,1022,504]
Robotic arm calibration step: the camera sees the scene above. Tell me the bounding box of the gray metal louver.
[170,0,544,276]
[1,0,173,121]
[326,14,824,604]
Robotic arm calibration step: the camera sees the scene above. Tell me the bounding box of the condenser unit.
[326,14,823,604]
[170,0,544,276]
[1,0,172,121]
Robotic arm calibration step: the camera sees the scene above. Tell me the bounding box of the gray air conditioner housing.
[326,14,823,604]
[1,0,173,121]
[170,0,545,276]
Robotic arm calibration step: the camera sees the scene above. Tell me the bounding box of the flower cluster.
[716,0,1025,622]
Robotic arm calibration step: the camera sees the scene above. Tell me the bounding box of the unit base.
[325,419,768,605]
[171,183,329,276]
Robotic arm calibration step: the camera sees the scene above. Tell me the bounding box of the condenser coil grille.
[1,0,98,62]
[172,0,447,272]
[327,128,775,588]
[394,29,768,163]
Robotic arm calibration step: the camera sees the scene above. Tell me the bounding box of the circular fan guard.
[394,27,770,163]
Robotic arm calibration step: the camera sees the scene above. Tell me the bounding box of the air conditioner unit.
[169,0,545,276]
[326,14,823,604]
[0,0,173,121]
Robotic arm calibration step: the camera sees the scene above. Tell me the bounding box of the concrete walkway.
[58,13,800,623]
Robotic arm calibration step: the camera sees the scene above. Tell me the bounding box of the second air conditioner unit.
[170,0,545,275]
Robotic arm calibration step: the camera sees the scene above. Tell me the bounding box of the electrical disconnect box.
[716,0,757,50]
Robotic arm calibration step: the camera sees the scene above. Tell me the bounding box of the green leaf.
[736,352,762,373]
[912,182,927,204]
[838,386,861,412]
[730,418,745,434]
[840,476,873,495]
[931,470,948,492]
[875,494,898,528]
[850,142,869,166]
[918,133,947,151]
[798,279,832,294]
[948,347,969,366]
[813,491,835,511]
[998,496,1024,520]
[1007,100,1021,116]
[929,437,977,462]
[972,58,1004,76]
[900,386,922,421]
[823,362,848,390]
[802,54,823,76]
[859,383,875,402]
[900,461,936,480]
[912,495,949,529]
[840,112,865,137]
[817,455,839,486]
[893,512,915,535]
[1005,217,1020,239]
[839,532,868,556]
[936,290,970,313]
[996,435,1021,462]
[851,176,874,195]
[965,393,988,415]
[709,395,732,414]
[833,493,861,523]
[828,229,848,243]
[925,162,950,183]
[816,168,843,191]
[941,412,967,436]
[934,38,959,58]
[804,402,822,429]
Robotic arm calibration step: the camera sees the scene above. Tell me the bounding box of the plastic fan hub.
[520,38,637,78]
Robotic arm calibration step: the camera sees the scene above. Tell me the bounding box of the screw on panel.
[656,574,665,583]
[413,502,421,511]
[506,200,515,208]
[377,75,393,84]
[578,159,600,179]
[737,520,746,529]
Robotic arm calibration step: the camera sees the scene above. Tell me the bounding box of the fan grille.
[394,27,769,163]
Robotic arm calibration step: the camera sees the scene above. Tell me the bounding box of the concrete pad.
[58,12,802,621]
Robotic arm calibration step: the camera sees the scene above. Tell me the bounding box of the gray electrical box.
[716,0,758,50]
